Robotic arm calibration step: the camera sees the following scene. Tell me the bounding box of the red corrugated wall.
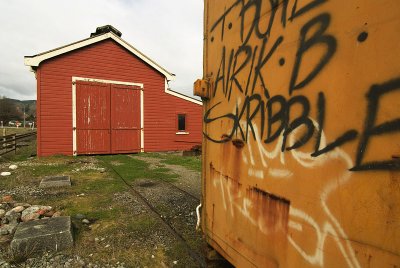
[37,39,202,156]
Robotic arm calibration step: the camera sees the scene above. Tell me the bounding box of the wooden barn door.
[75,81,141,155]
[76,81,111,154]
[111,84,141,153]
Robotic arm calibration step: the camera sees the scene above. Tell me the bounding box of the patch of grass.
[82,176,126,193]
[30,163,71,177]
[127,214,158,233]
[161,155,201,172]
[138,152,165,158]
[0,137,36,163]
[138,152,202,172]
[0,127,36,136]
[98,154,178,182]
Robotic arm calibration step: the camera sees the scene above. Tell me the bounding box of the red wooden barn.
[24,25,202,157]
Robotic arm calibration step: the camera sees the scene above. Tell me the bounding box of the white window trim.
[176,132,189,135]
[72,76,144,156]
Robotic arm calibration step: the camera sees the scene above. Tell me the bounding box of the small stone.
[52,211,62,217]
[82,219,90,224]
[21,213,40,222]
[11,206,25,213]
[0,227,9,235]
[14,203,31,208]
[44,210,55,217]
[75,214,86,220]
[5,210,21,224]
[37,209,47,216]
[94,237,99,242]
[21,206,52,222]
[8,165,18,170]
[173,260,178,265]
[0,172,11,176]
[0,209,6,218]
[0,260,11,268]
[0,224,17,235]
[1,195,13,202]
[21,206,40,222]
[105,244,110,248]
[151,255,155,259]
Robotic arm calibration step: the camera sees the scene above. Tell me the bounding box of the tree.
[0,97,21,123]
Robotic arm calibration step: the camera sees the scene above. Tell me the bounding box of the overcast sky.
[0,0,203,100]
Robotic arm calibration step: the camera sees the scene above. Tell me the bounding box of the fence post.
[2,136,5,155]
[13,134,16,154]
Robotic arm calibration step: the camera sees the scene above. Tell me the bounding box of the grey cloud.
[0,0,203,100]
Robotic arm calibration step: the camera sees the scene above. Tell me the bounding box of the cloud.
[0,0,203,100]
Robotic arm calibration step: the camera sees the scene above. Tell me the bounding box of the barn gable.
[25,27,175,82]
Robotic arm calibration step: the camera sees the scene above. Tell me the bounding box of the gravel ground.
[0,153,232,267]
[1,253,126,268]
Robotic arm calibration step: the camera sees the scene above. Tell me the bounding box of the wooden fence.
[0,131,36,156]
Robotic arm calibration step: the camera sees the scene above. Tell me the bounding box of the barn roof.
[24,29,175,81]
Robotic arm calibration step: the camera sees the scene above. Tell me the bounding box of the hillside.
[0,98,36,123]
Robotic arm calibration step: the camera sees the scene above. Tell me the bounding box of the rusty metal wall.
[198,0,400,267]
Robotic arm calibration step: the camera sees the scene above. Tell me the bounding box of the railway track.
[161,179,200,202]
[101,159,206,268]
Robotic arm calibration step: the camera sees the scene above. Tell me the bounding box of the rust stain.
[210,164,242,198]
[232,139,244,149]
[247,187,290,233]
[221,133,231,141]
[210,164,242,186]
[233,141,242,184]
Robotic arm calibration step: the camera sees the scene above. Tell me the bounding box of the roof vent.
[90,25,122,37]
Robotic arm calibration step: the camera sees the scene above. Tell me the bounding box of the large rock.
[10,216,73,257]
[39,176,71,188]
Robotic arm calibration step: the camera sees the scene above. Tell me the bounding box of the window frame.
[176,113,189,135]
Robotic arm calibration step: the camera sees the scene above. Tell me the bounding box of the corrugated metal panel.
[37,39,202,156]
[200,0,400,267]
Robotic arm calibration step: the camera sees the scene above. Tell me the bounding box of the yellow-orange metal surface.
[198,0,400,267]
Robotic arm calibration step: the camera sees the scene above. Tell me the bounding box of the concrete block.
[10,216,73,256]
[39,175,71,188]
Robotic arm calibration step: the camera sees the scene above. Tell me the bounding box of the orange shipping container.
[195,0,400,267]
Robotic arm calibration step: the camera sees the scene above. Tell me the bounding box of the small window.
[177,114,186,131]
